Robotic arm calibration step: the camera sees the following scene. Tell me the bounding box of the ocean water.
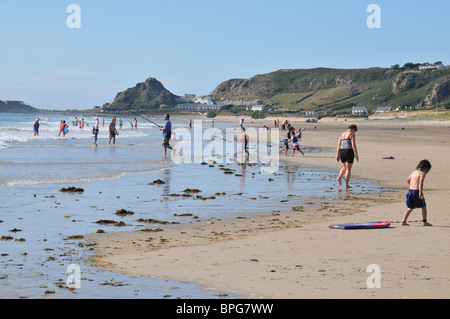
[0,112,382,299]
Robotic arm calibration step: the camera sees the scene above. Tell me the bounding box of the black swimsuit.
[339,137,354,164]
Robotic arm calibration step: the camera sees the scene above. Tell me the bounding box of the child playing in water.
[401,159,432,226]
[58,120,68,137]
[290,129,304,157]
[279,129,291,156]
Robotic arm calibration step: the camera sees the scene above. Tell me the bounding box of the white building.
[374,106,392,113]
[352,106,368,116]
[176,103,222,113]
[419,62,445,70]
[195,96,216,106]
[246,105,267,111]
[223,98,264,107]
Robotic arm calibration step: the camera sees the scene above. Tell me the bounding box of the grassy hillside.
[211,66,450,114]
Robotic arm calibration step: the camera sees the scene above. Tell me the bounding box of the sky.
[0,0,449,110]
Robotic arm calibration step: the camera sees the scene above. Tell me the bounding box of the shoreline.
[89,119,450,299]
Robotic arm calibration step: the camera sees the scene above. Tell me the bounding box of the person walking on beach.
[108,118,118,145]
[336,124,359,189]
[159,114,173,155]
[134,118,138,130]
[401,160,432,226]
[119,118,123,129]
[241,127,250,158]
[33,118,40,136]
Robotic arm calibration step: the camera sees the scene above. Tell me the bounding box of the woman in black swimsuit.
[336,124,359,188]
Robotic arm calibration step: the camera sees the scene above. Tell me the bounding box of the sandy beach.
[90,118,450,299]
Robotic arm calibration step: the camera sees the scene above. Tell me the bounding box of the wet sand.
[90,119,450,299]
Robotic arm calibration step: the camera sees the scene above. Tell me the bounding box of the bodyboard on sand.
[382,156,394,159]
[329,221,391,230]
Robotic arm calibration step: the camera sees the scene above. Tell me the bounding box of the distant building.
[352,106,368,116]
[222,98,264,107]
[195,95,216,106]
[175,94,223,113]
[176,103,222,113]
[246,105,267,111]
[419,62,445,70]
[374,106,392,113]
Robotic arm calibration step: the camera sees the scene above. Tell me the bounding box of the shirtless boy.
[401,159,432,226]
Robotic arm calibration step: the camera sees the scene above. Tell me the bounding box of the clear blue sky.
[1,0,449,110]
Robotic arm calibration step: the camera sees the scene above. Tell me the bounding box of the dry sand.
[89,119,450,299]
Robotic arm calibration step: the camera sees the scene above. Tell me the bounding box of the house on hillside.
[419,62,445,70]
[223,98,264,107]
[195,95,216,106]
[246,105,268,111]
[374,106,392,113]
[352,106,368,116]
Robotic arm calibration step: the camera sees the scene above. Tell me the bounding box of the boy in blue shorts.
[401,159,432,226]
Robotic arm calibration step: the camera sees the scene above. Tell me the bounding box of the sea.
[0,112,383,299]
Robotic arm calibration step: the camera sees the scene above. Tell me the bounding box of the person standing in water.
[108,118,118,145]
[92,117,100,147]
[279,129,292,156]
[241,127,249,158]
[290,129,304,157]
[159,114,173,155]
[33,118,40,136]
[58,120,68,137]
[336,124,359,189]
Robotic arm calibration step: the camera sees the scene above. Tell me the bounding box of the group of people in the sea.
[32,115,433,226]
[32,116,141,147]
